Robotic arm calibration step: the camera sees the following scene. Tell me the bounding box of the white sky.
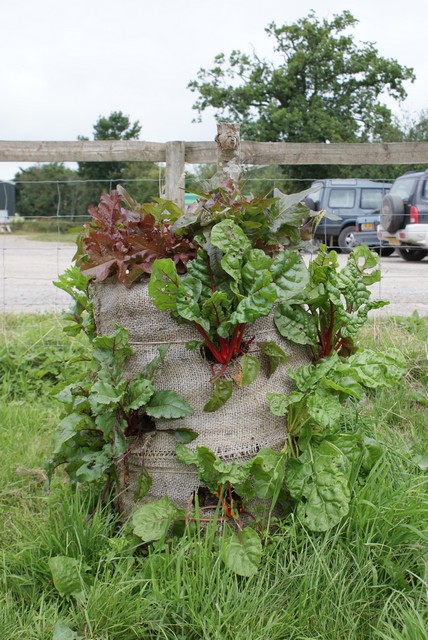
[1,0,426,180]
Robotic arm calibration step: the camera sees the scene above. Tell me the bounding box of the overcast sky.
[1,0,426,180]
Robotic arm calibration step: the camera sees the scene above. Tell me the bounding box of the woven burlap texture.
[94,281,310,514]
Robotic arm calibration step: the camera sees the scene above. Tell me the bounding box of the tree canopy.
[78,110,142,186]
[188,11,414,147]
[15,163,84,217]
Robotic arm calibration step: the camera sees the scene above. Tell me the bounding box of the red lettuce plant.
[75,190,197,286]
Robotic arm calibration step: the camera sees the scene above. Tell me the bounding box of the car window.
[360,189,386,209]
[328,189,355,208]
[421,180,428,200]
[390,177,418,200]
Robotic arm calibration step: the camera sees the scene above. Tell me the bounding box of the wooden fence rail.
[1,138,428,209]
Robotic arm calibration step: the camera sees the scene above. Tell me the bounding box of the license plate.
[388,238,401,246]
[362,223,374,230]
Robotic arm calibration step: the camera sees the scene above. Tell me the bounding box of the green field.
[1,314,427,640]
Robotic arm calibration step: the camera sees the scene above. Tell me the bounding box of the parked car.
[378,169,428,261]
[354,214,394,255]
[304,179,391,252]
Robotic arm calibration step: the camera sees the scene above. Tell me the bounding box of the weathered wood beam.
[185,141,428,165]
[0,140,166,162]
[165,141,185,209]
[1,139,428,166]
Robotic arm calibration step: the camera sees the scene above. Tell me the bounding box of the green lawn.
[1,314,427,640]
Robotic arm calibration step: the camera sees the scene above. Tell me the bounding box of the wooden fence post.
[165,141,185,209]
[215,122,242,183]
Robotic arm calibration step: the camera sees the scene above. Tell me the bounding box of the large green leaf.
[251,449,286,500]
[306,387,342,431]
[347,348,407,388]
[176,445,219,490]
[224,283,277,330]
[274,303,318,346]
[132,496,183,542]
[175,276,206,327]
[148,259,180,311]
[271,251,309,299]
[90,378,126,406]
[267,391,305,416]
[289,353,339,392]
[48,556,86,599]
[222,528,262,577]
[210,219,251,255]
[286,441,350,532]
[241,249,273,293]
[146,391,193,418]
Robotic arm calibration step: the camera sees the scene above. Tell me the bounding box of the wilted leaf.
[203,379,233,412]
[238,355,260,387]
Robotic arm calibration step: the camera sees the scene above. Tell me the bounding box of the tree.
[404,109,428,141]
[77,111,164,206]
[15,163,84,218]
[188,11,414,184]
[78,110,142,187]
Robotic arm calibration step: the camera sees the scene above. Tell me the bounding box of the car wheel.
[376,246,395,257]
[380,195,405,232]
[398,248,428,262]
[337,226,357,253]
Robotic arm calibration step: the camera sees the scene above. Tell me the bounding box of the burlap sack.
[94,281,310,515]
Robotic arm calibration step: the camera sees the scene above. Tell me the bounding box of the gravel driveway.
[1,235,427,316]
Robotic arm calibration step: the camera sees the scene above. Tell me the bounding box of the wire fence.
[1,175,427,340]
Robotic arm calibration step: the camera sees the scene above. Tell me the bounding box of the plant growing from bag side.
[49,267,193,494]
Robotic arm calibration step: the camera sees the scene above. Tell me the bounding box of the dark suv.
[304,179,391,252]
[378,170,428,261]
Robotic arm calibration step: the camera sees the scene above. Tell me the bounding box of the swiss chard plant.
[147,180,318,404]
[274,244,388,361]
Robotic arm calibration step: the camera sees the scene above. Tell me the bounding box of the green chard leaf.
[222,527,262,577]
[274,302,318,346]
[346,348,407,388]
[148,259,180,311]
[267,391,305,416]
[250,449,286,500]
[306,387,342,432]
[286,440,350,532]
[271,250,309,300]
[132,496,184,543]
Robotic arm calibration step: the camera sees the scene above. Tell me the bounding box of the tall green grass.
[1,314,427,640]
